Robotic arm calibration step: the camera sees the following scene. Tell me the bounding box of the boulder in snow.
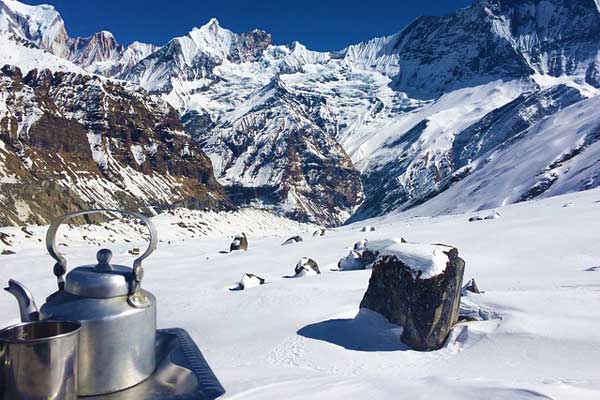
[338,250,377,271]
[282,235,303,245]
[285,257,320,278]
[353,238,369,251]
[338,239,379,271]
[313,228,326,237]
[232,273,266,290]
[1,250,16,255]
[230,233,248,252]
[0,232,12,246]
[360,240,465,351]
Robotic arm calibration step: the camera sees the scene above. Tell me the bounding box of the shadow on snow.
[297,309,409,352]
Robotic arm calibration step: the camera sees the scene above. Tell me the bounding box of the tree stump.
[360,243,465,351]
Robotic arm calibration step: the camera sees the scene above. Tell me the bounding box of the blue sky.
[24,0,473,51]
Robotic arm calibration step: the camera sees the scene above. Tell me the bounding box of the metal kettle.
[4,209,158,396]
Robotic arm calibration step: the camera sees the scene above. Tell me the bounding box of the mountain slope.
[201,78,363,225]
[2,0,600,226]
[119,20,365,225]
[113,0,600,225]
[404,93,600,216]
[0,65,230,225]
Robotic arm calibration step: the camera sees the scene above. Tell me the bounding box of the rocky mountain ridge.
[0,64,230,225]
[0,0,157,76]
[1,0,600,225]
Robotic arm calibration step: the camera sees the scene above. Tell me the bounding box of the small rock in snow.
[230,233,248,252]
[1,250,16,255]
[338,251,366,271]
[231,273,266,290]
[0,232,12,246]
[313,228,326,237]
[461,278,482,295]
[338,239,379,271]
[353,239,369,251]
[282,235,303,245]
[284,257,320,278]
[468,216,483,222]
[20,227,34,236]
[361,226,376,232]
[484,211,501,220]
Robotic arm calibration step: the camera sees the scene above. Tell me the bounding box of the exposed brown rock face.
[360,247,465,351]
[200,80,364,227]
[0,65,232,226]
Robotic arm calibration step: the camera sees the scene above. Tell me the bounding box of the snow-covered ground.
[1,190,600,399]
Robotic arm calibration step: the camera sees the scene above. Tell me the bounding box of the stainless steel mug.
[0,320,81,400]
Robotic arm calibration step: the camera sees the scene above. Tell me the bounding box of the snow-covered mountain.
[0,0,157,76]
[1,0,600,226]
[0,64,231,225]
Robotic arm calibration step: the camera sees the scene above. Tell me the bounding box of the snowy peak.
[0,0,158,76]
[280,41,332,73]
[121,18,273,92]
[120,41,158,67]
[0,0,70,58]
[337,0,600,98]
[184,17,272,63]
[69,30,124,67]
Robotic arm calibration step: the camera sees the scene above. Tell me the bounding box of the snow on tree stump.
[230,233,248,251]
[359,240,465,351]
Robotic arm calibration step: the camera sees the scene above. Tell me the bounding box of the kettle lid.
[65,249,131,298]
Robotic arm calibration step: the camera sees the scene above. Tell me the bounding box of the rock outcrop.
[360,242,465,351]
[0,66,231,225]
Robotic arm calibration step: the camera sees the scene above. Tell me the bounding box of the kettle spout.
[4,279,39,322]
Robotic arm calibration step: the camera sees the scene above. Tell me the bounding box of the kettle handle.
[46,209,158,294]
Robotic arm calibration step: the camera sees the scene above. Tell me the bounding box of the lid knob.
[95,249,113,272]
